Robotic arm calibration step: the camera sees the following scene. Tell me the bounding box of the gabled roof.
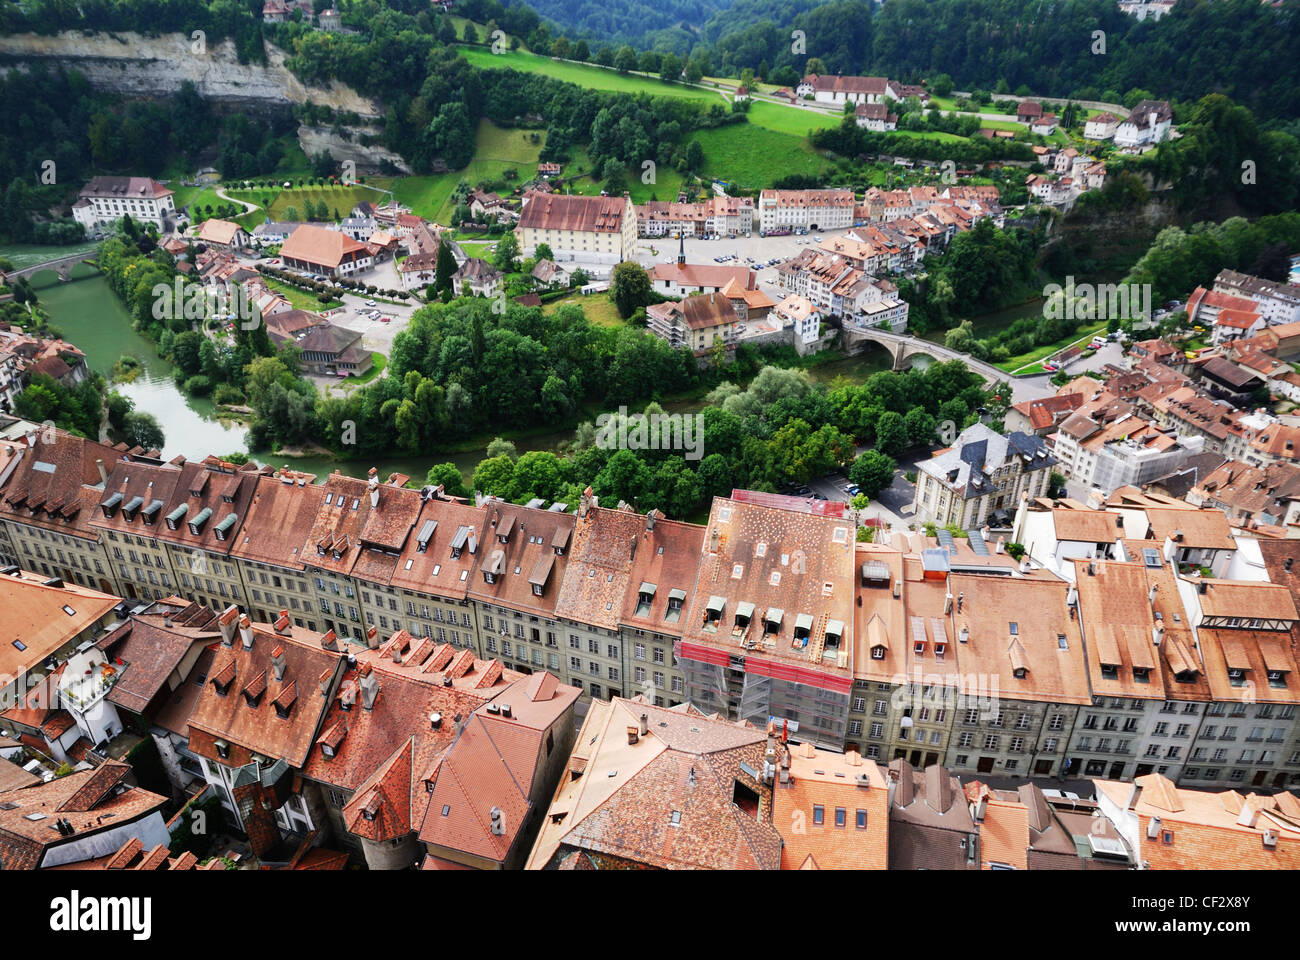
[526,697,781,870]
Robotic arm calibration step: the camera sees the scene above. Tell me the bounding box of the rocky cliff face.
[0,30,381,117]
[297,125,413,174]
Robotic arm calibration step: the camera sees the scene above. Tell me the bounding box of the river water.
[31,271,897,481]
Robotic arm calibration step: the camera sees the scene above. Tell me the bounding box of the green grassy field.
[542,291,625,327]
[744,100,840,136]
[262,276,342,312]
[388,119,545,222]
[692,124,830,191]
[456,46,723,104]
[1000,321,1109,374]
[226,183,378,222]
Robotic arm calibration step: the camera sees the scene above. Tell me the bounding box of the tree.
[493,232,519,272]
[462,22,478,44]
[434,240,457,292]
[610,262,652,319]
[425,462,469,498]
[534,242,554,262]
[121,410,166,451]
[660,53,682,84]
[614,46,637,74]
[931,74,954,97]
[874,410,908,457]
[573,40,590,62]
[486,437,518,460]
[806,57,827,76]
[684,60,703,84]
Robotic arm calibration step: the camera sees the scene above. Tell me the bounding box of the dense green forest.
[0,67,288,242]
[535,0,1300,124]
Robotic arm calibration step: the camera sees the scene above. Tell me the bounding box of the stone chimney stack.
[270,645,287,682]
[368,467,380,508]
[359,663,380,710]
[238,615,254,650]
[218,605,240,646]
[366,626,379,649]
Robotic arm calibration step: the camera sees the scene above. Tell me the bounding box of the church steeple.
[677,230,685,265]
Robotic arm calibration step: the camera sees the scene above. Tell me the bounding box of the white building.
[1114,100,1173,148]
[757,189,854,234]
[1084,112,1121,141]
[72,177,177,236]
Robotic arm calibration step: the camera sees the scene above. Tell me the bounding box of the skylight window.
[12,640,26,651]
[732,564,744,579]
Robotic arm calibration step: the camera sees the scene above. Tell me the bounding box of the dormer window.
[100,492,122,518]
[166,504,188,530]
[1101,663,1118,680]
[214,513,237,541]
[872,646,885,660]
[1013,667,1027,679]
[704,595,725,629]
[121,496,143,522]
[214,740,229,760]
[1267,669,1287,689]
[665,589,686,623]
[1132,667,1150,683]
[188,507,212,535]
[1228,668,1246,687]
[794,613,813,642]
[763,608,783,636]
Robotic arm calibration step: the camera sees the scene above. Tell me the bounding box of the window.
[812,805,824,826]
[856,809,867,829]
[983,734,998,750]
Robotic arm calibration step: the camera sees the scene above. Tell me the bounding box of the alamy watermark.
[1042,276,1151,323]
[151,277,259,328]
[595,406,704,461]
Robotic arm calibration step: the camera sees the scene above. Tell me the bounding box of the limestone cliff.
[0,30,381,117]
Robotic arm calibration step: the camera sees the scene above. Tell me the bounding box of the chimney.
[627,725,640,745]
[274,609,291,634]
[96,459,108,485]
[321,629,339,652]
[391,640,404,663]
[489,806,505,836]
[1152,624,1164,646]
[1128,783,1144,811]
[218,605,239,646]
[318,668,332,697]
[270,645,286,682]
[358,663,379,710]
[238,615,254,650]
[368,468,379,508]
[995,537,1004,554]
[957,592,964,613]
[453,712,465,736]
[429,712,442,730]
[1163,535,1177,562]
[1066,584,1078,606]
[1148,584,1158,604]
[366,626,379,649]
[958,624,970,644]
[944,592,953,614]
[639,713,648,736]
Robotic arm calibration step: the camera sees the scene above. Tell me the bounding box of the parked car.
[1042,361,1059,372]
[365,299,377,306]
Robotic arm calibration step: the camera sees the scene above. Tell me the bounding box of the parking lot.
[633,225,874,301]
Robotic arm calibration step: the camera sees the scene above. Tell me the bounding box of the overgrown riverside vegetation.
[456,360,998,520]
